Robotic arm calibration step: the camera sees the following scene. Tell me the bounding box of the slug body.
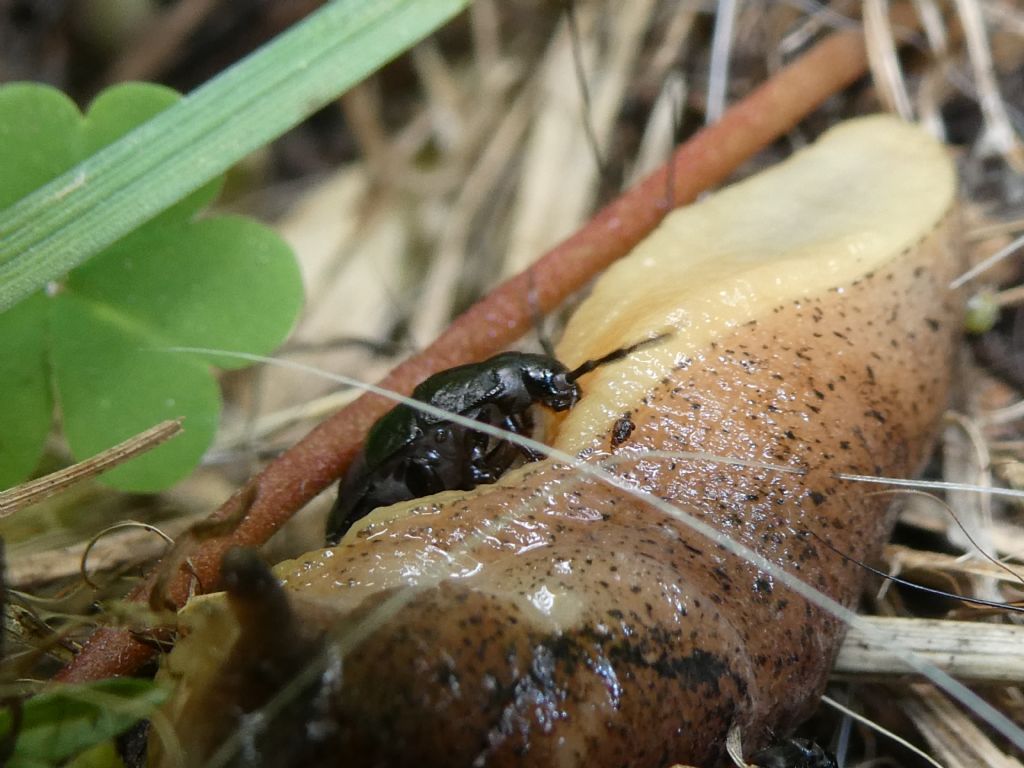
[151,117,959,767]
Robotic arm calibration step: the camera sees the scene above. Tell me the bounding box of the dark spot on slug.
[611,414,636,448]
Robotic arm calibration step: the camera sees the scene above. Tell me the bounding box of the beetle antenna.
[567,332,671,381]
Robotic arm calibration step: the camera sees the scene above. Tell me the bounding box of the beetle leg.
[449,408,509,485]
[469,411,544,486]
[503,412,544,462]
[405,448,452,498]
[466,433,506,485]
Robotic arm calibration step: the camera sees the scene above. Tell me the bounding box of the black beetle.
[325,336,666,545]
[750,737,838,768]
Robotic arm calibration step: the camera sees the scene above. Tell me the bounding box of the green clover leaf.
[0,83,303,492]
[0,678,167,767]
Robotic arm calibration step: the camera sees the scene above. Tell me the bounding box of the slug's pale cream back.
[554,114,955,450]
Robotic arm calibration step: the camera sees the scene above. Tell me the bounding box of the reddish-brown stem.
[58,22,877,683]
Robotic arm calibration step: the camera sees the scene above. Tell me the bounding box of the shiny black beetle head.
[521,359,580,412]
[521,332,671,413]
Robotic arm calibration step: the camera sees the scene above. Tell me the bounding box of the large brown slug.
[150,116,960,767]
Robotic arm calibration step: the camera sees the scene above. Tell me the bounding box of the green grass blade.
[0,0,469,312]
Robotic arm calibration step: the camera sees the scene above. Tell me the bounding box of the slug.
[149,115,960,768]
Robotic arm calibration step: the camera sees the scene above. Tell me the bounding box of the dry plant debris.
[2,1,1024,766]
